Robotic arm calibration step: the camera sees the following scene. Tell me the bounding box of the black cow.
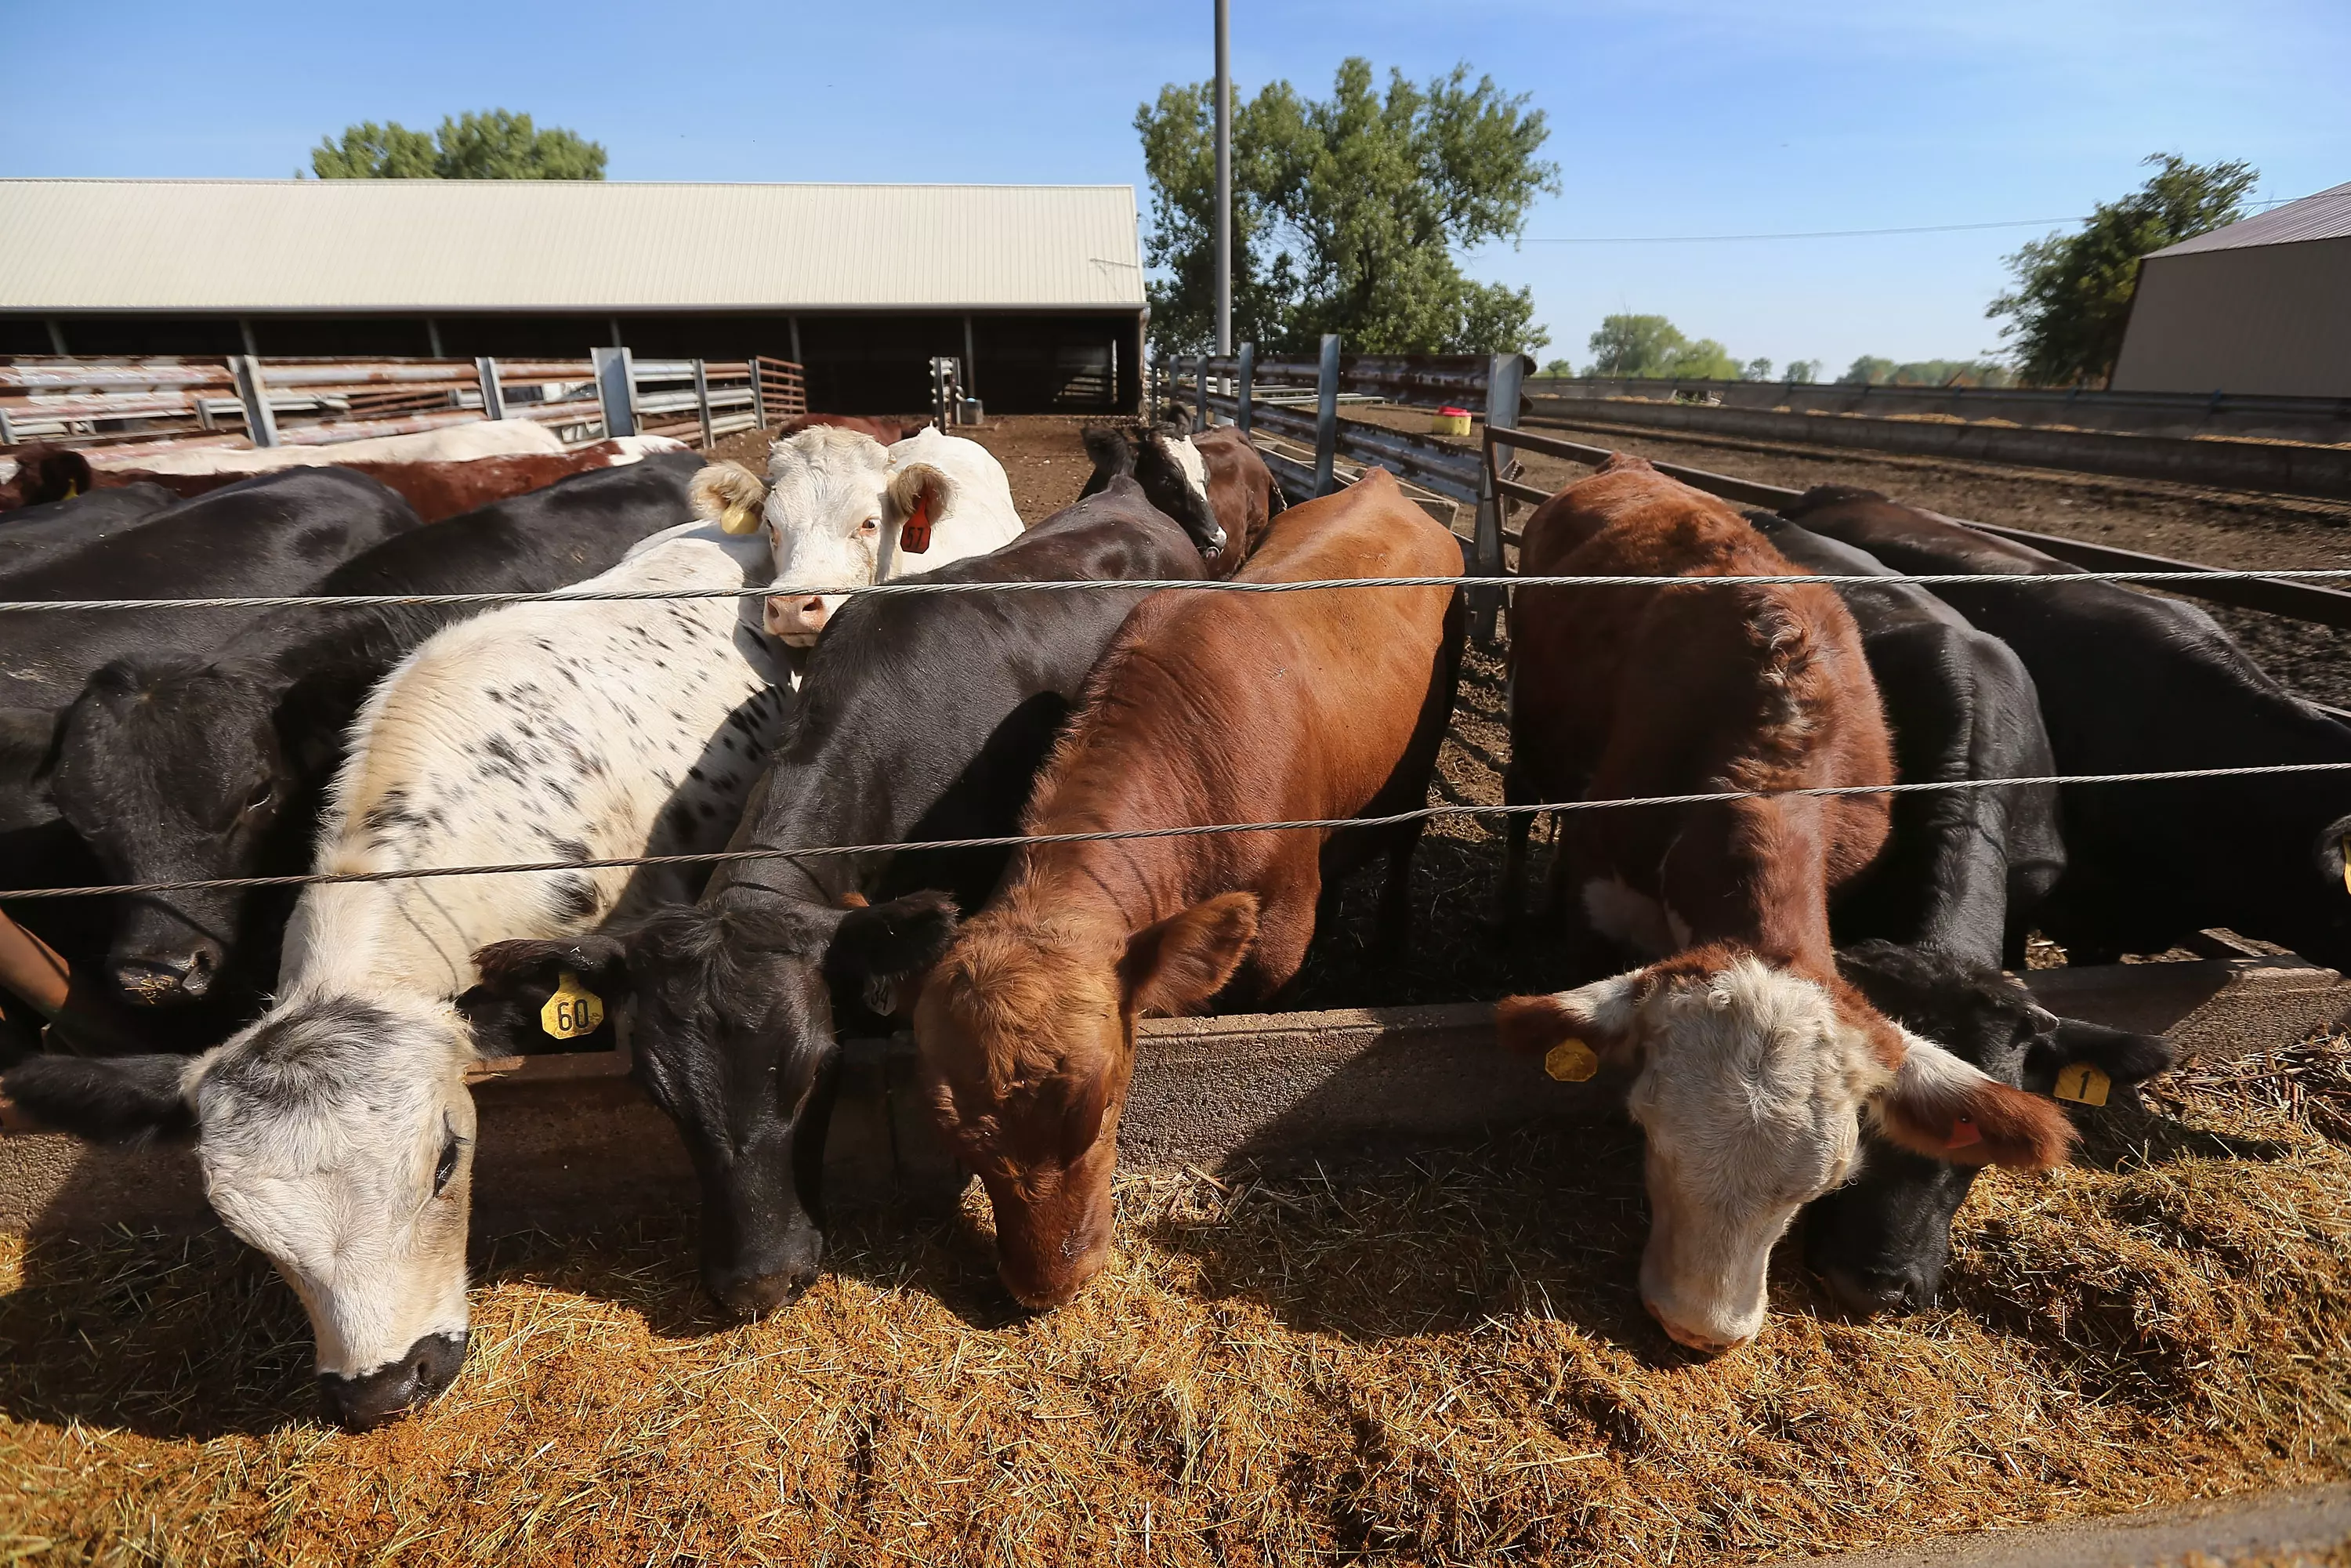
[42,454,701,1015]
[462,475,1208,1315]
[2,445,96,511]
[1750,512,2065,965]
[1804,940,2174,1314]
[0,483,179,578]
[1078,424,1230,563]
[1786,485,2351,968]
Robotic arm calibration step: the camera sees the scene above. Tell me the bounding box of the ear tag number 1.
[541,971,606,1041]
[1545,1038,1599,1083]
[2053,1062,2111,1106]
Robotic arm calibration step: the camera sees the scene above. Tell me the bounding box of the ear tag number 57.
[541,972,606,1041]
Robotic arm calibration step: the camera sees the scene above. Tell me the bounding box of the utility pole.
[1213,0,1232,357]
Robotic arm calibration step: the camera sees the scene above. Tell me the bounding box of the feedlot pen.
[6,417,2351,1566]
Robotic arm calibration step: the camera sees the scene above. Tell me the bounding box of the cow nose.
[112,947,217,1005]
[1644,1298,1752,1356]
[1824,1266,1929,1317]
[317,1331,468,1432]
[708,1258,820,1319]
[763,595,828,641]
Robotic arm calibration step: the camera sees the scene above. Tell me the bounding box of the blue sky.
[10,1,2346,373]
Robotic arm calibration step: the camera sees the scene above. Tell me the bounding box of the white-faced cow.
[4,512,792,1429]
[691,425,1024,646]
[1496,456,2072,1355]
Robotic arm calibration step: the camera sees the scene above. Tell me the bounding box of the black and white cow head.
[1079,424,1226,562]
[49,657,328,1004]
[1802,940,2175,1315]
[3,992,480,1430]
[465,887,958,1316]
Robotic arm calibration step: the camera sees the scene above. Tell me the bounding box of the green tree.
[310,110,606,179]
[1584,314,1741,378]
[1987,153,2255,386]
[1840,355,1899,385]
[1137,59,1557,357]
[1784,359,1821,384]
[1742,357,1774,382]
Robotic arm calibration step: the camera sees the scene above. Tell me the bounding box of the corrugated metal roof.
[0,179,1145,311]
[2149,179,2351,258]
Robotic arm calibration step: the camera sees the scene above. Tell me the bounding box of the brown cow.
[3,440,672,523]
[1495,454,2072,1355]
[777,412,926,444]
[914,466,1463,1309]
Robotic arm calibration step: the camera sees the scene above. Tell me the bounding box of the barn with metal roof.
[0,179,1147,413]
[2110,179,2351,398]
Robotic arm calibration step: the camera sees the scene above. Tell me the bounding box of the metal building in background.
[2110,179,2351,399]
[0,179,1147,415]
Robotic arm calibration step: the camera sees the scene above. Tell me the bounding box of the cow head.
[1802,941,2174,1316]
[1497,945,2074,1355]
[50,658,324,1005]
[465,889,958,1316]
[687,429,897,647]
[914,893,1257,1309]
[3,992,481,1430]
[1078,425,1226,562]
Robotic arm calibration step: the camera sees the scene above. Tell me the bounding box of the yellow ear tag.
[1544,1038,1599,1083]
[540,972,606,1041]
[2052,1062,2111,1106]
[719,504,763,537]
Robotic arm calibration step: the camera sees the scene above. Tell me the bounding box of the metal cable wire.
[4,566,2351,614]
[9,761,2349,900]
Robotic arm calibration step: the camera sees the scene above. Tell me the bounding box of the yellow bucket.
[1431,407,1472,436]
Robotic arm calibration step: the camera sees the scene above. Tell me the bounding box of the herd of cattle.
[0,405,2343,1429]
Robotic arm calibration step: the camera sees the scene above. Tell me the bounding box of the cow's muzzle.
[763,595,828,644]
[318,1331,469,1431]
[111,944,221,1005]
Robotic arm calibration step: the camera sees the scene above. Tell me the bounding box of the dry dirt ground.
[9,419,2341,1566]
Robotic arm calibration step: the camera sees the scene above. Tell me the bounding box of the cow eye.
[433,1132,465,1197]
[244,780,275,813]
[859,516,880,535]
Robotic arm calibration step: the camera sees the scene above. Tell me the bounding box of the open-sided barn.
[0,178,1147,414]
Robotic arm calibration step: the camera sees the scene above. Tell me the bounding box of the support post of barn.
[1313,334,1341,497]
[592,346,638,440]
[1195,357,1210,431]
[231,355,280,448]
[692,360,714,450]
[1469,352,1524,646]
[476,358,506,421]
[1236,342,1255,438]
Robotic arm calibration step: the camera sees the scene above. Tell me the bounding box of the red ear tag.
[1945,1116,1983,1151]
[900,492,933,554]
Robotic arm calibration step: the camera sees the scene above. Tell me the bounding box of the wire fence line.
[9,762,2351,901]
[9,566,2351,616]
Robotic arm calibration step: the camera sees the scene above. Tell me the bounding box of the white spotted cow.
[3,513,793,1429]
[692,425,1024,646]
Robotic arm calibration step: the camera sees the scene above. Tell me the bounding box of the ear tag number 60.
[541,971,606,1041]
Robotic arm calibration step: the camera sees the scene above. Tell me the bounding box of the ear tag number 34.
[541,972,606,1041]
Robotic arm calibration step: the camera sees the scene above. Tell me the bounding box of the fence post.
[1312,334,1341,497]
[232,356,280,448]
[1191,357,1208,433]
[591,347,638,440]
[749,360,766,428]
[1236,342,1255,438]
[692,360,714,450]
[476,357,506,421]
[0,407,13,446]
[1469,353,1525,646]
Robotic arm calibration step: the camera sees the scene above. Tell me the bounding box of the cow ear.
[887,463,956,554]
[461,935,633,1055]
[1495,969,1643,1080]
[3,1053,197,1146]
[690,460,770,536]
[1056,1065,1113,1157]
[1080,427,1135,498]
[824,890,960,1016]
[1876,1028,2078,1169]
[1120,893,1258,1019]
[2021,1016,2176,1098]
